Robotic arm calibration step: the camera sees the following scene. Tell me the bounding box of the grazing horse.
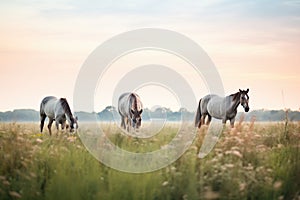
[40,96,78,135]
[118,92,143,131]
[195,89,250,128]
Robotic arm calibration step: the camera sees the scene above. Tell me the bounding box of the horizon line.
[1,107,299,113]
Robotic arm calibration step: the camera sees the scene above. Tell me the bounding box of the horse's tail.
[40,97,48,116]
[195,98,202,128]
[40,101,45,116]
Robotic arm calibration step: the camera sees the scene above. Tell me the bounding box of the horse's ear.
[239,89,242,92]
[246,88,249,93]
[131,109,135,114]
[139,109,143,115]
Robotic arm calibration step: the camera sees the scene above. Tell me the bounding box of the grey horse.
[40,96,78,135]
[118,92,143,131]
[195,89,250,128]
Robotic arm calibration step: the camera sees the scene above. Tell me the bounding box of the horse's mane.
[60,98,73,119]
[129,93,138,110]
[230,92,240,102]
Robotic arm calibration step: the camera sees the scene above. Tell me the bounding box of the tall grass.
[0,121,299,199]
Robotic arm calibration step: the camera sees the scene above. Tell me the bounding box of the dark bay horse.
[118,92,143,131]
[40,96,78,135]
[195,89,250,128]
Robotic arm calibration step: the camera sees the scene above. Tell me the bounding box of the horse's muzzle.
[245,107,249,112]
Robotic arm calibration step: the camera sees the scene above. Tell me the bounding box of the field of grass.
[0,121,299,200]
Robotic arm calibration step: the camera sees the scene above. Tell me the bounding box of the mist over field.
[1,107,300,122]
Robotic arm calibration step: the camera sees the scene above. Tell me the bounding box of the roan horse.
[195,89,250,128]
[40,96,78,135]
[118,92,143,131]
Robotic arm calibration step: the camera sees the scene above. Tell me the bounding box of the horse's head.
[239,89,250,112]
[69,116,78,133]
[131,109,143,129]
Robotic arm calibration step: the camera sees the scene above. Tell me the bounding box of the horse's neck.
[60,99,74,122]
[129,94,137,110]
[130,94,142,111]
[65,113,74,123]
[229,94,240,111]
[136,96,142,110]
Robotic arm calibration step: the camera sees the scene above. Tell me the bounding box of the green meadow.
[0,121,299,200]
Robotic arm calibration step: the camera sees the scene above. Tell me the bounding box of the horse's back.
[208,95,224,105]
[202,94,217,103]
[41,96,57,105]
[40,96,56,112]
[118,93,130,102]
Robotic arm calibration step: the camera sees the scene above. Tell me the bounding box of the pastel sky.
[0,0,299,112]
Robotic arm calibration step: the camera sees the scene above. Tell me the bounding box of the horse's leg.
[127,118,132,132]
[230,118,235,128]
[124,117,128,131]
[206,114,212,125]
[40,114,46,133]
[61,122,69,136]
[55,120,60,136]
[220,118,228,131]
[121,117,125,129]
[47,118,54,136]
[222,118,227,126]
[202,114,207,126]
[61,121,66,131]
[198,114,205,128]
[197,117,202,128]
[129,118,132,127]
[198,115,203,128]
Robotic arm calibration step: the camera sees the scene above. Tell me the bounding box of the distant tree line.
[0,109,39,122]
[0,107,300,122]
[236,109,300,121]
